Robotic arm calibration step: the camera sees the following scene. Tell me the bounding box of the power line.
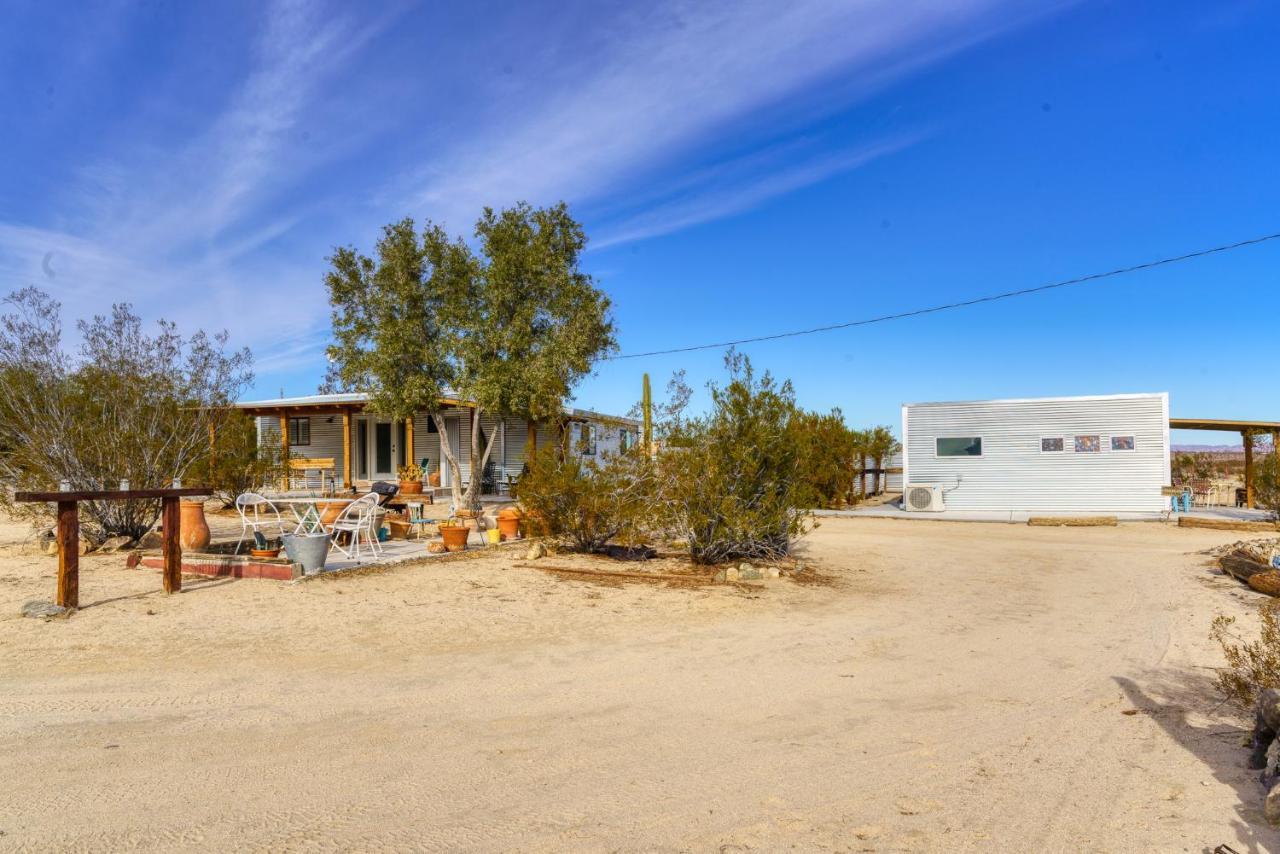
[603,230,1280,361]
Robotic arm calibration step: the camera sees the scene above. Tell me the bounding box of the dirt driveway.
[1,517,1277,852]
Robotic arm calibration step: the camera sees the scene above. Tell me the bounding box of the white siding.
[902,393,1170,512]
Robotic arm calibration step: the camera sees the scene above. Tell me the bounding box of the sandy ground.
[2,516,1279,853]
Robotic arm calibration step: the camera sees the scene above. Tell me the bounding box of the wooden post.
[860,453,868,500]
[161,496,181,594]
[1244,429,1256,509]
[342,409,352,489]
[405,417,415,470]
[280,413,290,490]
[56,500,79,609]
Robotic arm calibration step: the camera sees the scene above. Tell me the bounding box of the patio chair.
[328,492,383,561]
[234,492,286,554]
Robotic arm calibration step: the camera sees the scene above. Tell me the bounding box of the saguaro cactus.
[641,373,653,454]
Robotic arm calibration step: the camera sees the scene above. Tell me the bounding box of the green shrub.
[1255,450,1280,522]
[792,408,860,508]
[1211,600,1280,710]
[197,413,287,508]
[657,353,810,564]
[517,445,654,552]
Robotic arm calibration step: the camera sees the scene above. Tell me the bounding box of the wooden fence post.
[56,500,79,609]
[162,495,182,594]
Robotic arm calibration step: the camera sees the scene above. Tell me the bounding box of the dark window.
[936,437,982,457]
[289,417,311,446]
[1041,437,1064,453]
[1111,435,1135,451]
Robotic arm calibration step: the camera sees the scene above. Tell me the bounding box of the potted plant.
[438,516,469,552]
[398,462,424,495]
[250,532,282,559]
[422,457,441,488]
[496,506,523,541]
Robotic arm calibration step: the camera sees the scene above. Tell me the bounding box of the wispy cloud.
[408,0,1060,237]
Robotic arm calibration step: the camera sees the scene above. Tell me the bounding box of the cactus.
[641,373,652,453]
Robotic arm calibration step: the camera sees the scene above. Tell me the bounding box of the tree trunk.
[873,455,883,495]
[460,408,502,511]
[432,413,464,509]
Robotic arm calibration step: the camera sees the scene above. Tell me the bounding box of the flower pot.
[398,479,424,496]
[282,532,331,574]
[317,501,347,526]
[250,547,281,559]
[428,471,441,487]
[496,507,523,541]
[179,499,211,551]
[439,525,469,552]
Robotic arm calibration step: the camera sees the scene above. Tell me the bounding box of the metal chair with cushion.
[234,492,286,554]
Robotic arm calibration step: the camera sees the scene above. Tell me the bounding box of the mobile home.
[901,393,1171,513]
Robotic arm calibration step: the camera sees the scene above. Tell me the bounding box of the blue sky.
[2,0,1276,445]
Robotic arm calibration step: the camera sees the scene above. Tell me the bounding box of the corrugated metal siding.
[886,451,903,492]
[902,394,1170,512]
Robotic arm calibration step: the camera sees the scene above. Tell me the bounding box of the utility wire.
[603,230,1280,361]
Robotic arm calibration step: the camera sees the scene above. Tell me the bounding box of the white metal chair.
[328,492,382,561]
[234,492,286,553]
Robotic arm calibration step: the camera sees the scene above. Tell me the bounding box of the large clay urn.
[496,507,523,541]
[179,499,211,551]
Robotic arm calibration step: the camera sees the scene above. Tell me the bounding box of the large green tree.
[325,202,615,509]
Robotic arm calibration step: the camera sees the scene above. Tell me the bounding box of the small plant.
[517,445,654,552]
[398,462,424,481]
[1211,600,1280,710]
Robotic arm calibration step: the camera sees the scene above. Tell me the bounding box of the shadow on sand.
[1115,671,1278,854]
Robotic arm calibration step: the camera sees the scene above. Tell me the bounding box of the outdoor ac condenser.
[904,484,945,512]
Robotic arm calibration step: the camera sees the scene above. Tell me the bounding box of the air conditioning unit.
[904,483,945,512]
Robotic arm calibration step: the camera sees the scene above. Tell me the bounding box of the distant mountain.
[1171,444,1248,453]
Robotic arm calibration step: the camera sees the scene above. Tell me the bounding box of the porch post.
[1244,429,1255,509]
[341,409,352,489]
[405,417,415,469]
[279,412,290,490]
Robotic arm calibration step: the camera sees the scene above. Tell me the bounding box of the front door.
[371,419,396,481]
[443,416,461,486]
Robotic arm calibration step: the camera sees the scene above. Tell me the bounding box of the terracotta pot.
[439,525,469,552]
[428,472,441,487]
[496,507,523,541]
[317,501,347,526]
[399,480,423,496]
[179,499,211,551]
[250,547,281,559]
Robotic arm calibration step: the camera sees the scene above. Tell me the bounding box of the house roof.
[234,392,639,426]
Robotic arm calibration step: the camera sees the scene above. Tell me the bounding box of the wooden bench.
[287,457,336,493]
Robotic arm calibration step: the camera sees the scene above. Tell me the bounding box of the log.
[1028,516,1118,527]
[1179,516,1279,533]
[1248,571,1280,597]
[1221,553,1273,584]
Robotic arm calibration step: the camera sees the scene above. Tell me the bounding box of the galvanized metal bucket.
[282,532,331,575]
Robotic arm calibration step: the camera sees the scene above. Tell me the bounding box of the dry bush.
[1211,600,1280,710]
[517,446,655,553]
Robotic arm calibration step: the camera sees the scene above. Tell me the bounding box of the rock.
[1267,781,1280,828]
[137,531,163,549]
[739,566,763,581]
[77,540,97,556]
[44,540,59,556]
[1266,738,1280,790]
[764,566,781,579]
[724,567,740,582]
[1259,689,1280,735]
[98,535,133,553]
[713,569,727,582]
[525,542,547,561]
[21,600,72,620]
[426,541,447,554]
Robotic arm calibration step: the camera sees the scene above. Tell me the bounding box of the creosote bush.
[656,352,810,564]
[196,413,286,508]
[1211,600,1280,710]
[517,446,654,553]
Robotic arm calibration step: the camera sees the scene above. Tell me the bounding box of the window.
[1111,435,1136,451]
[578,423,597,456]
[288,416,311,446]
[1074,435,1101,453]
[619,429,631,452]
[1041,437,1064,453]
[936,437,982,457]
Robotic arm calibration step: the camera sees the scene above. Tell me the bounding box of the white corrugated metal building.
[901,393,1171,512]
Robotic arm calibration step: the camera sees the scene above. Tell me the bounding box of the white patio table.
[270,496,354,535]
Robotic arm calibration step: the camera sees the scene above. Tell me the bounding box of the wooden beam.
[16,487,211,502]
[56,500,78,609]
[405,417,415,470]
[161,496,181,594]
[342,409,352,489]
[1245,429,1256,509]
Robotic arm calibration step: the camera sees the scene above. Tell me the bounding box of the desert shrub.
[792,409,859,508]
[517,445,654,552]
[657,353,810,564]
[1211,600,1280,710]
[0,289,252,540]
[1254,451,1280,522]
[196,413,286,508]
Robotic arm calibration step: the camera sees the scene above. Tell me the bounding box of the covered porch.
[1169,417,1280,509]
